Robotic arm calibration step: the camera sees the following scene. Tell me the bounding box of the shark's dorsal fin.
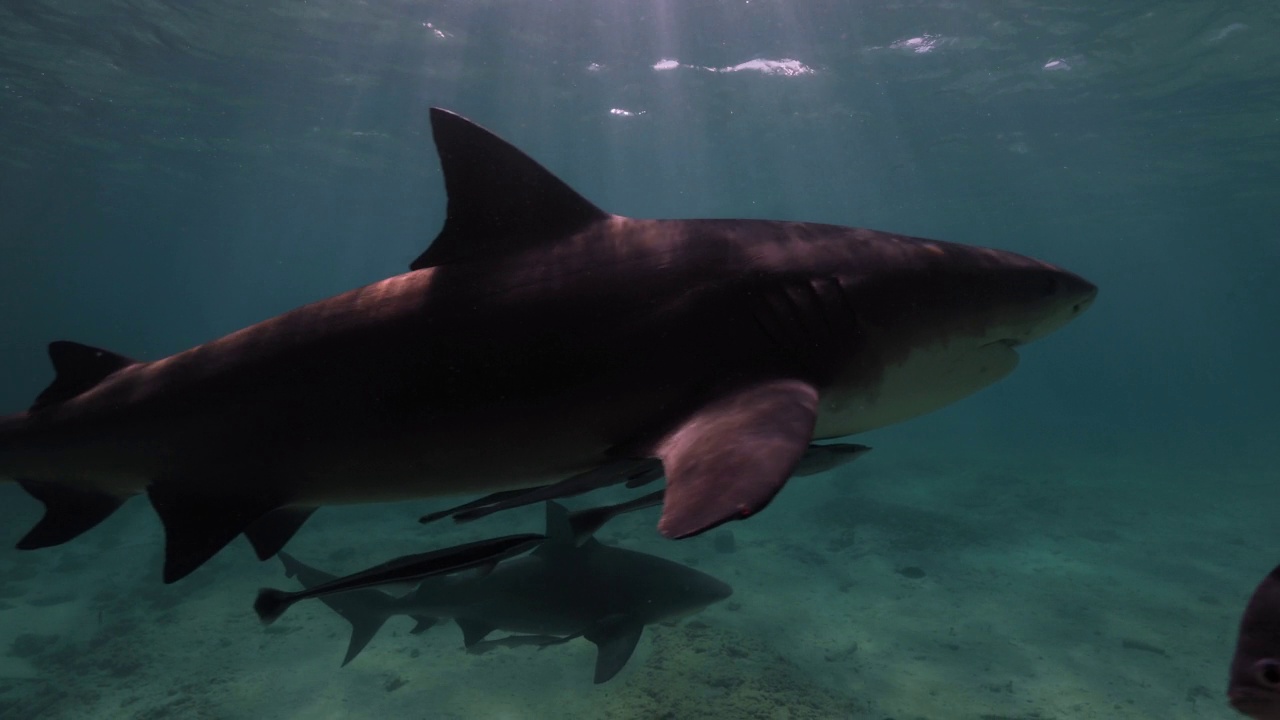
[543,501,575,545]
[31,341,137,411]
[410,109,610,270]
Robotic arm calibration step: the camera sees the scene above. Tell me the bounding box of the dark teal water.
[1,2,1276,718]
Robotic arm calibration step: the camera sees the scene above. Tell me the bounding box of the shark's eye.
[1253,659,1280,688]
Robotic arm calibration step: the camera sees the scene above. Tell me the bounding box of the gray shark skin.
[264,502,733,684]
[0,108,1097,583]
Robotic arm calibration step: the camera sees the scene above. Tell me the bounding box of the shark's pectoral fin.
[243,507,317,561]
[30,341,138,411]
[655,379,819,539]
[14,479,128,549]
[456,617,496,648]
[340,614,390,667]
[147,479,284,584]
[585,615,645,684]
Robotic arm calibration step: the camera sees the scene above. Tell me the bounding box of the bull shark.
[261,502,733,683]
[0,108,1097,583]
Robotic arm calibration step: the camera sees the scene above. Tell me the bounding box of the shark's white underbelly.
[814,339,1019,438]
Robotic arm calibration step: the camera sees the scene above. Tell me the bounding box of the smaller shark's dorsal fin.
[543,501,575,545]
[411,109,610,270]
[31,341,137,411]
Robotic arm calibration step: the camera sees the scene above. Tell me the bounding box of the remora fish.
[254,533,545,624]
[262,502,733,683]
[0,108,1097,583]
[1228,563,1280,719]
[420,441,871,525]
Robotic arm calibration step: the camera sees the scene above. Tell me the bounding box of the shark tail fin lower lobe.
[14,479,127,550]
[11,341,140,549]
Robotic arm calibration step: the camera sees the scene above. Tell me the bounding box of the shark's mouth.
[984,337,1023,349]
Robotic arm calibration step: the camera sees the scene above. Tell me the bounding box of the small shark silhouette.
[0,108,1096,583]
[260,502,733,683]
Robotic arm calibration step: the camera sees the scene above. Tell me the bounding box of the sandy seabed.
[0,439,1262,720]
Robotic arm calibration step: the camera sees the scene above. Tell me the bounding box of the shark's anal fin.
[14,479,128,549]
[243,507,317,561]
[409,616,439,635]
[456,617,496,648]
[410,108,609,270]
[31,341,137,411]
[656,379,819,539]
[147,478,284,583]
[585,615,645,684]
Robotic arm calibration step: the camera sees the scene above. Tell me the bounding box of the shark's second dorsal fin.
[31,341,137,411]
[410,109,610,270]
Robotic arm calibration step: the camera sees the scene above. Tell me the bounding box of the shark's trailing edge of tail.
[14,480,127,549]
[8,342,140,548]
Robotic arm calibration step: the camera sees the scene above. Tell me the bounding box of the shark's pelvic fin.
[456,617,497,648]
[410,108,610,270]
[656,379,819,539]
[585,614,645,684]
[147,478,284,583]
[243,507,317,561]
[31,341,137,411]
[14,479,127,549]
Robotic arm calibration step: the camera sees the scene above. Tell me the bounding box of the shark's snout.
[1064,273,1099,316]
[706,577,734,603]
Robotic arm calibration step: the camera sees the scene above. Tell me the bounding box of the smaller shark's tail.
[260,552,408,666]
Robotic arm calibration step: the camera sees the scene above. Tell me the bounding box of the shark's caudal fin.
[15,480,127,549]
[264,552,405,667]
[13,343,140,550]
[409,108,610,270]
